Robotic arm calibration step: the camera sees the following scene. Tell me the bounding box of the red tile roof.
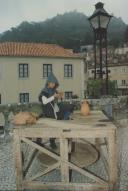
[0,42,80,58]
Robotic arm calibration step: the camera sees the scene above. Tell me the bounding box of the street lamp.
[88,2,112,94]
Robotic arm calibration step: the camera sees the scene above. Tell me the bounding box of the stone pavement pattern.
[0,141,16,190]
[117,127,128,191]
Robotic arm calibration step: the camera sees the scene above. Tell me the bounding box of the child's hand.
[54,92,63,99]
[58,91,63,98]
[54,93,60,98]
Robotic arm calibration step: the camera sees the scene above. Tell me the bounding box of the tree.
[124,25,128,43]
[0,12,126,49]
[108,80,118,96]
[87,79,118,98]
[87,79,102,98]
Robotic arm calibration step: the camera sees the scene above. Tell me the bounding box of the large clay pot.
[11,111,37,125]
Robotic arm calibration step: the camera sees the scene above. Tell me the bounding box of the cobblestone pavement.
[117,126,128,191]
[0,124,128,191]
[0,140,16,191]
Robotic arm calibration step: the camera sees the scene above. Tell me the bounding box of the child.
[38,72,74,148]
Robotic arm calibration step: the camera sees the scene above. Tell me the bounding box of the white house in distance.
[0,42,86,104]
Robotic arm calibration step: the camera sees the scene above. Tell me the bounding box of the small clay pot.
[80,100,90,116]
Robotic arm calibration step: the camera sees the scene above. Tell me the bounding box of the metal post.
[105,32,109,94]
[99,32,103,80]
[94,33,97,79]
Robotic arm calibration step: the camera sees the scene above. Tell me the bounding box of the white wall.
[0,56,86,104]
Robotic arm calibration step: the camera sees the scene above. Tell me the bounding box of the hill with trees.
[0,11,127,50]
[124,25,128,43]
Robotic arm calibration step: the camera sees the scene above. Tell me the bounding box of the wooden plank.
[37,118,116,130]
[95,138,101,151]
[69,161,108,186]
[108,130,117,191]
[100,146,109,176]
[13,129,23,191]
[23,181,108,191]
[20,128,61,138]
[20,127,112,139]
[21,137,60,161]
[21,138,107,185]
[29,162,60,181]
[23,149,38,177]
[60,138,69,182]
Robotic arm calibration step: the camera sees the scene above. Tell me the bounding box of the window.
[122,80,126,86]
[19,64,29,78]
[64,64,72,77]
[43,64,52,77]
[19,93,29,103]
[96,70,100,74]
[65,92,72,99]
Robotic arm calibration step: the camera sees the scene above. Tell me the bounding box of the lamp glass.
[90,16,99,29]
[99,15,110,28]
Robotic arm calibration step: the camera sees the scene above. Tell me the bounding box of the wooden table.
[13,110,117,191]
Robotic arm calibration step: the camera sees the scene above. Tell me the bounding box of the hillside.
[0,11,127,49]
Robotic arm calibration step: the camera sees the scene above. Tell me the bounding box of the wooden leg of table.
[95,138,101,151]
[13,129,23,191]
[108,130,117,191]
[60,138,69,182]
[68,139,72,153]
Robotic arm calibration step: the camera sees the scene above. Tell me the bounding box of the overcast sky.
[0,0,127,33]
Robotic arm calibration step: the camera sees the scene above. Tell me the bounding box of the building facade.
[88,64,128,95]
[0,42,86,104]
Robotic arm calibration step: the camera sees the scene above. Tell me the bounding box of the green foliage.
[124,25,128,43]
[87,79,118,98]
[108,80,118,96]
[87,79,102,98]
[108,17,127,47]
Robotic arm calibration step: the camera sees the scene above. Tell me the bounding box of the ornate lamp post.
[88,2,112,94]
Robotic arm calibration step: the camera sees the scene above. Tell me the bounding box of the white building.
[0,42,87,104]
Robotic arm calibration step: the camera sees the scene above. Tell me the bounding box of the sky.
[0,0,127,33]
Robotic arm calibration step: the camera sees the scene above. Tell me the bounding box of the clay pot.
[11,111,37,125]
[80,100,90,116]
